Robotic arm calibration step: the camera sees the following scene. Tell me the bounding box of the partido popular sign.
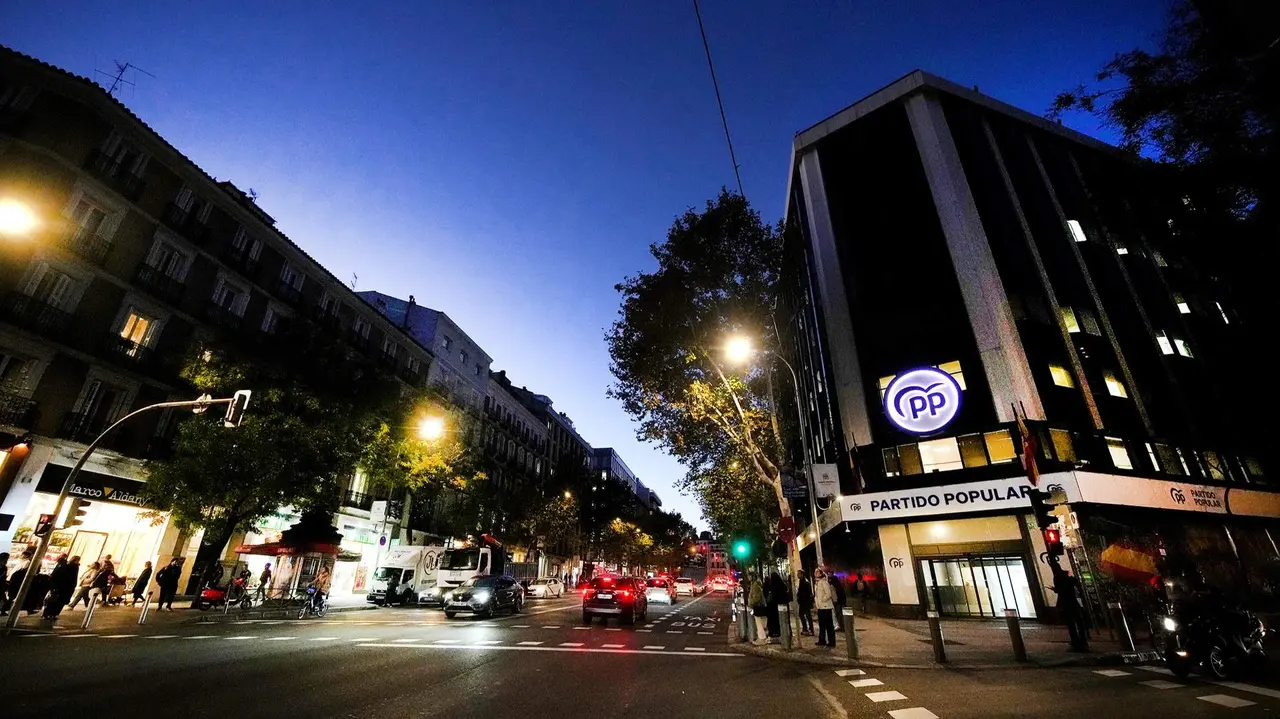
[841,477,1035,522]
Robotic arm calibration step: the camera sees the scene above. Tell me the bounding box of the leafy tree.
[511,490,580,565]
[606,190,799,581]
[600,518,653,569]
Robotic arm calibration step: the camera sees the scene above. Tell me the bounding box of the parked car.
[443,575,524,619]
[526,577,565,598]
[645,576,678,605]
[582,575,648,626]
[709,576,730,593]
[674,577,696,596]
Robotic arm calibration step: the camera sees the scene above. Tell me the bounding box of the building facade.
[786,71,1280,622]
[0,46,436,600]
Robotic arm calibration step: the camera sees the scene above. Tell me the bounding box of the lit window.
[1146,443,1160,470]
[1067,219,1088,243]
[120,309,154,346]
[1049,429,1076,463]
[1174,338,1193,358]
[1079,308,1101,336]
[1155,332,1174,355]
[1153,250,1168,267]
[918,438,963,473]
[1173,293,1190,314]
[1049,364,1074,388]
[878,375,894,401]
[1106,437,1132,470]
[957,434,988,468]
[1116,246,1129,255]
[984,430,1017,463]
[1061,307,1080,333]
[1216,302,1230,324]
[936,360,966,390]
[1103,370,1127,398]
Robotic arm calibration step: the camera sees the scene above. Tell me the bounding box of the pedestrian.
[92,559,114,606]
[1050,561,1089,651]
[0,551,9,615]
[855,574,869,613]
[208,561,225,588]
[43,555,74,619]
[814,567,836,648]
[69,561,100,609]
[155,559,181,610]
[765,571,790,638]
[256,562,273,600]
[131,561,153,606]
[748,575,768,645]
[829,571,847,631]
[797,571,814,636]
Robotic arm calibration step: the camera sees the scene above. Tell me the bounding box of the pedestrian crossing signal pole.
[3,392,251,634]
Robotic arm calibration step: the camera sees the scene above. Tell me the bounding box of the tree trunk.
[770,473,805,648]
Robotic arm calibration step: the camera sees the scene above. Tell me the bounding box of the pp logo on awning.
[883,367,963,435]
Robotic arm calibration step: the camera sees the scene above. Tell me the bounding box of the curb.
[726,640,1164,670]
[183,603,378,624]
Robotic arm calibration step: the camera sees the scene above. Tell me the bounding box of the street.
[8,592,1280,718]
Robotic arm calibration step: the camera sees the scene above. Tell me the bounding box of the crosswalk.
[1091,665,1270,709]
[831,667,938,719]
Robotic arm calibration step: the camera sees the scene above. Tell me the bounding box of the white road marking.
[542,626,561,629]
[225,636,256,640]
[559,642,584,647]
[101,635,136,639]
[1198,695,1256,709]
[605,628,622,632]
[260,621,284,625]
[698,632,714,635]
[511,625,530,628]
[475,640,502,645]
[392,638,420,643]
[849,679,883,688]
[573,626,590,630]
[1140,680,1184,690]
[666,630,682,634]
[184,636,217,640]
[434,639,460,644]
[643,645,665,650]
[61,634,96,638]
[684,647,706,652]
[637,629,652,633]
[1093,669,1132,677]
[145,635,178,640]
[349,637,378,642]
[1209,681,1280,701]
[866,691,908,703]
[835,669,866,677]
[309,637,339,642]
[602,644,625,648]
[672,622,686,627]
[888,709,939,719]
[264,637,297,641]
[356,642,742,657]
[518,641,543,646]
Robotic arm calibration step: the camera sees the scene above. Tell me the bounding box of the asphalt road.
[7,591,1280,718]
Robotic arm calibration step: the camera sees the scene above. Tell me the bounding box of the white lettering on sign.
[842,478,1038,522]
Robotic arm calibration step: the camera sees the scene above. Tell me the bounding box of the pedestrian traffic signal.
[63,497,90,528]
[33,513,54,536]
[1043,527,1063,557]
[223,389,252,428]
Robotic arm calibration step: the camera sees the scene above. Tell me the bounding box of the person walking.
[256,562,273,601]
[797,571,815,636]
[814,567,836,648]
[131,561,153,606]
[748,575,769,645]
[91,560,113,606]
[155,559,181,611]
[765,571,789,638]
[830,571,847,632]
[69,561,100,609]
[43,555,74,619]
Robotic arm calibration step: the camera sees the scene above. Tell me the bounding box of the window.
[984,430,1017,463]
[1154,444,1183,475]
[1146,443,1161,471]
[261,305,284,334]
[1078,308,1101,336]
[24,264,76,309]
[211,276,249,316]
[1216,302,1230,324]
[119,308,156,347]
[1049,429,1076,463]
[1061,307,1080,333]
[957,434,988,468]
[442,336,453,351]
[1067,219,1088,243]
[460,350,469,365]
[0,352,36,393]
[474,363,482,377]
[937,360,966,390]
[897,444,923,475]
[1155,332,1174,355]
[406,356,421,374]
[382,338,399,359]
[1103,370,1127,398]
[279,261,304,290]
[1174,338,1193,358]
[1106,437,1132,470]
[174,185,196,213]
[352,315,371,338]
[878,375,894,401]
[1116,246,1129,255]
[1049,364,1074,388]
[1153,250,1168,267]
[1173,293,1191,314]
[99,131,150,178]
[231,227,263,259]
[146,239,191,280]
[70,198,108,238]
[1202,451,1228,481]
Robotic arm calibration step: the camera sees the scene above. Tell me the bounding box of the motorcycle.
[1163,603,1267,680]
[198,575,253,611]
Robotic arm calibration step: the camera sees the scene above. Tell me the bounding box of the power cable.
[693,0,745,198]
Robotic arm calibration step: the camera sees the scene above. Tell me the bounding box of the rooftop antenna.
[350,273,358,290]
[95,60,155,98]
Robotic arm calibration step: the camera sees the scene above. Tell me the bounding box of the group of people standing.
[0,550,186,618]
[743,567,853,649]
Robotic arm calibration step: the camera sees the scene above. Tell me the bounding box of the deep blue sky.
[3,1,1167,531]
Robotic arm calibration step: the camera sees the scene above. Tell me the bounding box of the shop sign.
[841,477,1036,523]
[35,464,151,508]
[811,464,840,499]
[1072,472,1280,519]
[883,367,962,435]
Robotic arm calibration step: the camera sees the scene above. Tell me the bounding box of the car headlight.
[427,586,439,595]
[444,592,453,602]
[1163,616,1177,632]
[474,591,491,603]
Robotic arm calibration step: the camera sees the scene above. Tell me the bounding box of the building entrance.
[919,555,1036,619]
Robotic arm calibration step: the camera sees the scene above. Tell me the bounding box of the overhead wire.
[692,0,745,198]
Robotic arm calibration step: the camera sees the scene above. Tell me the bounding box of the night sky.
[2,0,1169,530]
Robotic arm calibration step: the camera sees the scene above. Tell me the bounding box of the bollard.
[738,599,751,644]
[137,591,153,625]
[1005,609,1027,662]
[780,604,792,650]
[1109,602,1136,652]
[82,594,99,630]
[926,610,948,663]
[843,608,859,660]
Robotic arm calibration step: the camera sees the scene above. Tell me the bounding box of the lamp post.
[0,197,40,238]
[725,336,825,568]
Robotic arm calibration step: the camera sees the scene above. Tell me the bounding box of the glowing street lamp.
[564,491,573,500]
[0,198,39,237]
[417,415,445,441]
[724,335,754,365]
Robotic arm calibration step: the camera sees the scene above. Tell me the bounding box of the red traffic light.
[1043,528,1061,546]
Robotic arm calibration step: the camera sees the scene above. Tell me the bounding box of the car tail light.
[583,588,595,598]
[619,590,630,598]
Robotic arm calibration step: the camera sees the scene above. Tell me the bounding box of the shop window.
[898,444,923,476]
[1067,219,1088,243]
[984,430,1017,463]
[1050,429,1076,463]
[919,438,963,473]
[1154,444,1184,475]
[957,434,988,468]
[1049,364,1074,388]
[1156,332,1174,355]
[1174,338,1193,358]
[1103,370,1127,398]
[1106,437,1132,470]
[1173,293,1191,314]
[1061,307,1080,333]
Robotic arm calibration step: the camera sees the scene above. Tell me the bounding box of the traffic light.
[223,389,252,428]
[1043,527,1064,558]
[33,513,54,537]
[1030,489,1056,531]
[733,540,750,559]
[63,497,90,528]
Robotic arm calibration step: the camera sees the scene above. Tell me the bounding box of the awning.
[233,541,341,556]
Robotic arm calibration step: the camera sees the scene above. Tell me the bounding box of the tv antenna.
[95,61,155,98]
[350,273,358,290]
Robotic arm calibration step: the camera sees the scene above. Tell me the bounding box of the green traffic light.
[734,541,748,557]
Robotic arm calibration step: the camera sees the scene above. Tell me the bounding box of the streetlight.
[0,197,39,237]
[724,335,754,365]
[564,491,573,500]
[417,415,445,441]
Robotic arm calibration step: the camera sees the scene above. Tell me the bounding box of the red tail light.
[619,590,630,598]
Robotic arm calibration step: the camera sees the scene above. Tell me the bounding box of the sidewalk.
[728,611,1163,669]
[2,594,375,634]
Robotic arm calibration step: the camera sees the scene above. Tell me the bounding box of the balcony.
[101,332,154,369]
[342,490,374,511]
[0,390,37,428]
[312,305,342,332]
[62,226,112,266]
[348,329,371,353]
[133,263,186,305]
[219,244,261,280]
[271,278,302,306]
[59,411,106,444]
[84,150,146,202]
[378,350,399,370]
[204,302,244,332]
[1,292,73,337]
[398,364,421,384]
[160,203,210,244]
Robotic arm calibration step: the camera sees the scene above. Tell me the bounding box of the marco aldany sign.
[882,367,962,435]
[841,477,1035,522]
[35,464,150,508]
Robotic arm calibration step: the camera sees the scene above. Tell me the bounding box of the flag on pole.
[1015,404,1039,487]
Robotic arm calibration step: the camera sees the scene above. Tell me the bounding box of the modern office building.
[784,71,1280,621]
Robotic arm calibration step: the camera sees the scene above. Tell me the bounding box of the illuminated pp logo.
[883,367,962,435]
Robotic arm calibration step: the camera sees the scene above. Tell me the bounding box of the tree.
[512,490,580,566]
[606,190,797,581]
[599,518,653,569]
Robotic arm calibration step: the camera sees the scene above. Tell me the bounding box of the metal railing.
[101,332,154,368]
[84,150,147,201]
[161,202,210,243]
[63,226,112,265]
[1,292,74,336]
[133,263,186,304]
[343,490,374,511]
[0,390,37,428]
[205,302,245,331]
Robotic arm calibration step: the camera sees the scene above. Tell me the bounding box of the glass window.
[984,430,1017,463]
[1176,448,1193,475]
[460,349,469,365]
[882,447,901,477]
[1156,332,1174,355]
[443,336,453,350]
[1079,308,1101,336]
[878,375,894,401]
[1153,250,1168,267]
[1154,444,1184,475]
[919,438,962,473]
[211,277,248,315]
[1173,293,1191,314]
[898,444,923,476]
[1244,457,1266,481]
[1103,370,1127,398]
[1049,364,1074,388]
[1116,246,1129,255]
[1061,307,1080,333]
[936,360,966,390]
[1067,219,1088,243]
[1174,338,1193,358]
[1146,443,1160,470]
[120,309,154,346]
[1049,429,1076,463]
[1202,451,1228,481]
[957,434,988,468]
[1106,437,1132,470]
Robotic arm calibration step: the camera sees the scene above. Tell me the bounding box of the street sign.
[781,471,807,499]
[370,500,387,523]
[778,516,795,544]
[812,464,839,499]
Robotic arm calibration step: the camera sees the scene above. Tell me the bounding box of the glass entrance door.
[919,555,1036,619]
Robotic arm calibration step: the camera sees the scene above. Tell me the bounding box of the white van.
[367,546,446,606]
